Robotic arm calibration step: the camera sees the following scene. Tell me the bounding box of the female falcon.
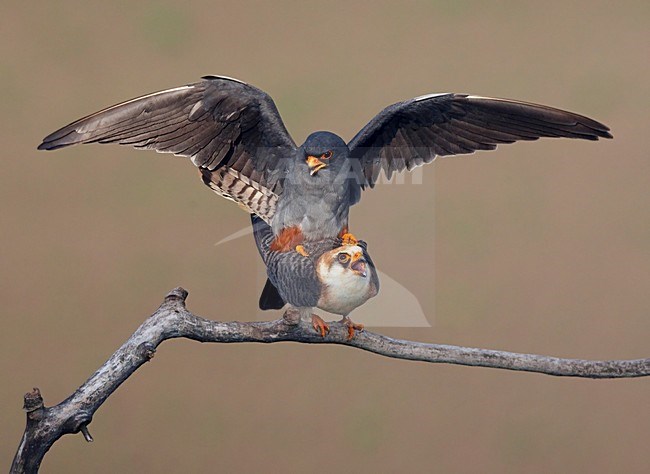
[251,216,379,339]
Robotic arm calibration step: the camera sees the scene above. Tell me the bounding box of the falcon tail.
[259,278,285,310]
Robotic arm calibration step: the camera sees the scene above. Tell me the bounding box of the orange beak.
[350,251,367,277]
[306,155,327,175]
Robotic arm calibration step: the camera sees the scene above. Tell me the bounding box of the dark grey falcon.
[38,75,612,257]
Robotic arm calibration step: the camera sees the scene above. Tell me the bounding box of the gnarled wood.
[11,288,650,473]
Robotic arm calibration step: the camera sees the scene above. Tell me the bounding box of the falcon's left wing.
[38,76,296,223]
[348,94,612,188]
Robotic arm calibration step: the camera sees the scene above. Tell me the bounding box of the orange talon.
[295,245,310,257]
[341,317,364,340]
[340,233,358,246]
[311,314,330,337]
[338,226,358,246]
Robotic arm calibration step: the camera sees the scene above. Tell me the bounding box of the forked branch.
[11,288,649,473]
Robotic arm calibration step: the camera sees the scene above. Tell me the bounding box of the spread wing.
[38,75,297,223]
[348,94,612,188]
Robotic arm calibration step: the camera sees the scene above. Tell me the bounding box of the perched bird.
[252,216,379,338]
[38,75,612,258]
[38,76,612,335]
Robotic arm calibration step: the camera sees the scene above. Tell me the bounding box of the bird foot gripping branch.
[311,314,330,337]
[309,314,364,341]
[340,316,364,340]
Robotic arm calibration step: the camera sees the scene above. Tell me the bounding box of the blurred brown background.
[2,1,648,472]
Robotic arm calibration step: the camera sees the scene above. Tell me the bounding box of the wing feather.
[348,93,612,188]
[39,76,296,222]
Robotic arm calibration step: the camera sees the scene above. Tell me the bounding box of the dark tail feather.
[259,278,285,310]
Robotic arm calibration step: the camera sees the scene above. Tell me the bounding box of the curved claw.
[340,233,358,246]
[295,245,310,257]
[340,316,364,340]
[311,314,330,337]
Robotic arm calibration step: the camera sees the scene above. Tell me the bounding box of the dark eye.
[337,253,350,264]
[322,150,333,159]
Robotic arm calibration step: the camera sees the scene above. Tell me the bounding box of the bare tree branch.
[11,287,650,473]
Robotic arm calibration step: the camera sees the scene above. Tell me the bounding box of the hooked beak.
[306,155,327,175]
[350,252,367,277]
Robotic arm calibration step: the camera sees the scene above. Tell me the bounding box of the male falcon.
[38,75,612,258]
[251,216,379,339]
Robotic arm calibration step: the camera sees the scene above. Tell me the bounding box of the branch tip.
[165,287,188,303]
[80,424,94,443]
[23,387,43,413]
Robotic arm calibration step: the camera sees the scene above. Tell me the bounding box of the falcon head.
[300,131,349,177]
[327,246,368,276]
[316,244,378,316]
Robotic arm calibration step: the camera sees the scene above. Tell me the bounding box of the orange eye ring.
[321,150,333,160]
